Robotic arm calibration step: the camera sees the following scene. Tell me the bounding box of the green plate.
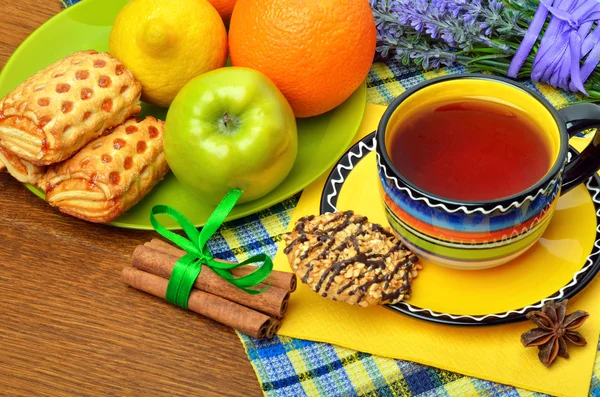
[0,0,367,230]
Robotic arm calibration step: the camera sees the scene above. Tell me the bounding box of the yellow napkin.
[275,104,600,397]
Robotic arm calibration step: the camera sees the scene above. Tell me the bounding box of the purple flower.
[370,0,531,70]
[372,0,527,53]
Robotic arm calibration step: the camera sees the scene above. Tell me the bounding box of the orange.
[228,0,376,118]
[207,0,237,23]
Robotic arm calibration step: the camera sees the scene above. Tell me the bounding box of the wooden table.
[0,3,263,396]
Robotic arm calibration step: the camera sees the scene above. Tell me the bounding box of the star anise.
[521,299,589,367]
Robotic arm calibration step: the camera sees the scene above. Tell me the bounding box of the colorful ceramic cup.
[376,75,600,270]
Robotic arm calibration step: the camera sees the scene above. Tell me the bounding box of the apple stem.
[223,113,231,129]
[218,112,240,135]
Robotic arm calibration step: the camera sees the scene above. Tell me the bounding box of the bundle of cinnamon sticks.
[121,239,296,339]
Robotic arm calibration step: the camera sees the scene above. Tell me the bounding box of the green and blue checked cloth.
[57,1,600,395]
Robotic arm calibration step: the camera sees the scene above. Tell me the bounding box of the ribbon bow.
[508,0,600,95]
[149,189,273,309]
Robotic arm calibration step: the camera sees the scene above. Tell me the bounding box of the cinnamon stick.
[266,319,281,339]
[146,239,297,292]
[121,267,272,339]
[232,265,297,293]
[132,245,290,318]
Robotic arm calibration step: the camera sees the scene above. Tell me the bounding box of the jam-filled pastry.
[0,143,46,184]
[38,117,169,223]
[284,211,421,307]
[0,50,142,166]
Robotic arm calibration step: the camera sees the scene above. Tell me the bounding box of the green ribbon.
[149,189,273,309]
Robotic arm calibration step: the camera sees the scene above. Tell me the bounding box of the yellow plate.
[321,133,600,325]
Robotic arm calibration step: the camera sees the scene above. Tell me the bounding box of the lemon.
[109,0,227,107]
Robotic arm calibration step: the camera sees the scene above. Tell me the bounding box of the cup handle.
[558,103,600,195]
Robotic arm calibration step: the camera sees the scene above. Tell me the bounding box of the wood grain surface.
[0,3,263,396]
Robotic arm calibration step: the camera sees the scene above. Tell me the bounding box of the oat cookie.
[284,210,421,307]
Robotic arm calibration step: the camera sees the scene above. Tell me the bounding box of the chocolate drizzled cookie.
[284,211,421,307]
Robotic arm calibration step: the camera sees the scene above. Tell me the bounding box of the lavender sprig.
[384,32,459,69]
[446,0,527,40]
[371,0,458,68]
[393,0,502,51]
[370,0,530,55]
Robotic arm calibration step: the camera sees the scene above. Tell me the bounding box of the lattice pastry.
[0,143,46,184]
[38,117,169,223]
[0,50,142,166]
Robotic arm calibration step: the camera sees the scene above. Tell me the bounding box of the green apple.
[164,67,298,205]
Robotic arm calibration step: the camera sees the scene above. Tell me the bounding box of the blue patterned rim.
[320,132,600,326]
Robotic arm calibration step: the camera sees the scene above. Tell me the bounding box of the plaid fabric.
[55,1,599,395]
[59,0,79,7]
